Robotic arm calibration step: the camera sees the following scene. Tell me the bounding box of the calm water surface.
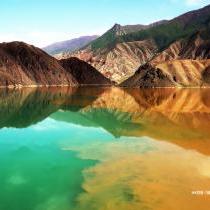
[1,87,210,210]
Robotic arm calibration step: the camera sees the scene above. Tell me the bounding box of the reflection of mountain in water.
[0,87,73,128]
[0,87,106,128]
[1,87,210,155]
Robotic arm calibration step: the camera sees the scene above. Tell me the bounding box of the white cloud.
[169,0,210,6]
[185,0,210,6]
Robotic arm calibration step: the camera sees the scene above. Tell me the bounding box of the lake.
[1,87,210,210]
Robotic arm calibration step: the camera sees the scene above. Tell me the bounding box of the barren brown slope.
[0,42,78,87]
[121,63,174,87]
[121,59,210,87]
[121,26,210,88]
[60,39,157,83]
[151,28,210,65]
[155,59,210,86]
[59,57,112,85]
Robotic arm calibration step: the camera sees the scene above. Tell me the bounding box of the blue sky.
[0,0,209,47]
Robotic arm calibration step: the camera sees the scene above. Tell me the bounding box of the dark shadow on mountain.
[202,66,210,85]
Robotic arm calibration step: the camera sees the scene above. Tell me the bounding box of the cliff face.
[0,42,78,87]
[59,57,112,85]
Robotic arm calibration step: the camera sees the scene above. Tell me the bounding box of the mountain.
[43,35,99,55]
[89,20,168,50]
[150,26,210,65]
[61,39,157,83]
[121,5,210,51]
[1,5,210,88]
[122,25,210,87]
[0,41,112,87]
[59,21,167,83]
[59,57,112,85]
[61,4,210,84]
[0,41,78,87]
[121,60,210,87]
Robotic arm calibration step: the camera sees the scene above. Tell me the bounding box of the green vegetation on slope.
[90,26,119,51]
[122,14,210,51]
[90,5,210,52]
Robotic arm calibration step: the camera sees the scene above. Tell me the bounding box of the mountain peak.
[111,23,122,31]
[110,23,125,36]
[112,23,121,28]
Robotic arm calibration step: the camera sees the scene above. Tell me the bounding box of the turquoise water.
[1,87,210,210]
[0,120,108,210]
[0,87,114,210]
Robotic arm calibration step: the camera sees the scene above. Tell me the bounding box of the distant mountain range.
[0,4,210,87]
[43,35,99,55]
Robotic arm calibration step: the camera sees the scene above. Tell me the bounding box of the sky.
[0,0,210,47]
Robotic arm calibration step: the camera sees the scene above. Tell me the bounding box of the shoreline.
[0,84,113,89]
[1,84,210,89]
